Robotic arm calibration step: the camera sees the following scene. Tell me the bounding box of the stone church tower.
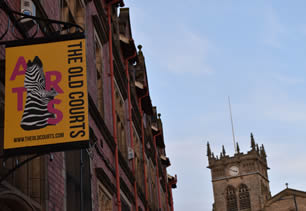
[207,133,271,211]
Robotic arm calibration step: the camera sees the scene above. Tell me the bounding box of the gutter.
[138,89,149,211]
[105,1,124,210]
[153,131,162,210]
[124,50,138,211]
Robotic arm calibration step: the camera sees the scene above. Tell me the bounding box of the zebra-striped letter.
[20,56,58,130]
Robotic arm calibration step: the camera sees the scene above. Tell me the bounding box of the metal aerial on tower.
[228,96,237,154]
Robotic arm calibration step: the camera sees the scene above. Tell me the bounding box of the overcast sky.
[124,1,306,210]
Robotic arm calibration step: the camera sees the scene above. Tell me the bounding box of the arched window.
[227,186,238,211]
[239,184,251,210]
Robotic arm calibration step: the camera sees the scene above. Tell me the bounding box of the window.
[94,29,104,117]
[121,192,131,211]
[98,181,113,211]
[133,124,145,192]
[146,157,157,209]
[115,82,127,159]
[0,155,44,204]
[117,114,127,159]
[122,198,131,211]
[239,184,251,210]
[227,186,238,211]
[66,150,91,211]
[60,0,85,29]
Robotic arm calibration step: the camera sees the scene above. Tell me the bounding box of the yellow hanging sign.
[4,38,89,155]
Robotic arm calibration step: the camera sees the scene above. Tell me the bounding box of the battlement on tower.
[207,133,268,169]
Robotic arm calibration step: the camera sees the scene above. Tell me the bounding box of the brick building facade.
[0,0,177,211]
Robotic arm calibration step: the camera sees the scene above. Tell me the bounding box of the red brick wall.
[48,152,66,211]
[0,1,171,211]
[0,1,20,59]
[41,0,60,21]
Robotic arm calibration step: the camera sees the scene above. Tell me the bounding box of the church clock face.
[228,166,239,176]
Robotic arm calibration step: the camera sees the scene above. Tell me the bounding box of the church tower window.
[239,184,251,210]
[227,185,238,211]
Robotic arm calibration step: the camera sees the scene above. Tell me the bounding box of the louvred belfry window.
[239,184,251,210]
[227,186,238,211]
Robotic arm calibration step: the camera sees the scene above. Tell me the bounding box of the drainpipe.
[138,90,149,211]
[153,131,162,210]
[105,1,124,210]
[163,160,171,211]
[124,51,138,211]
[165,171,170,211]
[168,184,174,211]
[168,176,177,211]
[80,149,83,211]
